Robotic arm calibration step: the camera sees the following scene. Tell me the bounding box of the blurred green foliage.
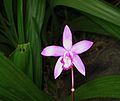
[0,0,120,100]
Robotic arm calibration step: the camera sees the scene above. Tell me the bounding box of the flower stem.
[71,67,75,101]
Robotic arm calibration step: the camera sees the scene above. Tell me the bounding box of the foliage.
[0,0,120,100]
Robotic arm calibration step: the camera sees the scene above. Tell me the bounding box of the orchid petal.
[54,57,63,79]
[73,54,85,76]
[63,25,72,50]
[41,46,65,57]
[71,40,93,54]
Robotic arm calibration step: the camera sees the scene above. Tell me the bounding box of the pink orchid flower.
[41,25,93,79]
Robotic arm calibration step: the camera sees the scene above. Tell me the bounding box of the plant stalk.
[71,67,75,101]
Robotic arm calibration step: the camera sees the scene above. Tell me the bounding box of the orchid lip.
[61,51,73,70]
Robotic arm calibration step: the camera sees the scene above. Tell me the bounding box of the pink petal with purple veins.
[73,54,85,76]
[71,40,93,54]
[54,57,63,79]
[41,46,65,57]
[63,25,72,50]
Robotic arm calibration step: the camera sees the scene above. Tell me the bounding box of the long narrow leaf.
[86,14,120,39]
[3,0,18,43]
[17,0,24,43]
[67,75,120,101]
[25,0,46,88]
[52,0,120,27]
[9,43,33,80]
[0,13,16,47]
[0,53,52,101]
[28,18,42,88]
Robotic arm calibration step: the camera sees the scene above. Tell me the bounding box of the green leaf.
[0,13,16,47]
[52,0,120,39]
[52,0,120,27]
[35,0,46,36]
[25,0,46,88]
[86,14,120,39]
[0,52,52,101]
[69,15,120,39]
[17,0,24,43]
[3,0,18,43]
[25,0,46,37]
[41,5,52,45]
[67,75,120,101]
[28,18,42,89]
[9,43,33,80]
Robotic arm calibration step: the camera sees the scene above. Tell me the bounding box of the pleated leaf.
[25,0,46,88]
[69,14,120,39]
[0,53,53,101]
[52,0,120,27]
[52,0,120,39]
[67,75,120,101]
[3,0,18,44]
[17,0,24,43]
[86,14,120,39]
[9,43,33,80]
[28,18,42,88]
[0,10,16,47]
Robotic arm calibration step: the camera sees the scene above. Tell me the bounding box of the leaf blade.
[0,53,52,101]
[17,0,24,43]
[3,0,18,43]
[52,0,120,27]
[67,75,120,101]
[9,43,33,80]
